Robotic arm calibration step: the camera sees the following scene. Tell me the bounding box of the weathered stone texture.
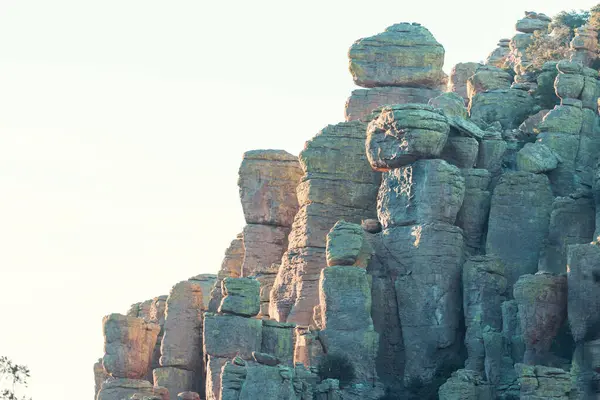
[102,313,160,380]
[366,104,450,171]
[97,378,168,400]
[188,274,216,310]
[462,256,508,373]
[538,196,595,274]
[567,243,600,342]
[209,234,244,313]
[514,363,571,399]
[438,369,493,400]
[448,62,481,103]
[325,221,372,268]
[456,169,491,254]
[469,89,534,129]
[377,159,465,228]
[345,87,441,121]
[348,23,446,88]
[218,277,260,317]
[238,149,302,227]
[153,367,196,400]
[160,281,204,370]
[513,273,567,365]
[486,172,553,287]
[380,223,464,385]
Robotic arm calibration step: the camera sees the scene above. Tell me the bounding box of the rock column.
[154,281,204,400]
[345,23,445,121]
[369,104,466,386]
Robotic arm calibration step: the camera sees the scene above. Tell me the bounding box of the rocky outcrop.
[514,363,571,399]
[188,274,216,310]
[345,87,441,121]
[462,256,508,373]
[448,62,481,103]
[456,169,491,255]
[485,172,553,288]
[270,121,380,326]
[366,104,450,170]
[218,277,260,317]
[513,273,567,365]
[325,221,372,268]
[208,234,244,313]
[238,150,302,228]
[538,196,595,274]
[97,378,168,400]
[377,159,465,227]
[158,281,204,397]
[486,39,510,68]
[438,369,493,400]
[348,23,446,88]
[571,24,599,67]
[102,314,160,379]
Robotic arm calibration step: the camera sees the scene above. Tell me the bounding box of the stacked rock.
[486,172,553,288]
[366,103,466,387]
[237,150,303,318]
[535,61,600,196]
[485,39,511,69]
[97,314,166,400]
[314,221,383,399]
[208,234,244,312]
[154,281,204,400]
[204,277,315,400]
[510,12,552,75]
[462,256,508,375]
[567,243,600,396]
[514,364,571,399]
[188,274,216,310]
[571,24,599,67]
[513,273,567,365]
[344,23,446,121]
[269,121,380,326]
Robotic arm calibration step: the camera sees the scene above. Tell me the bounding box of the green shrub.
[526,25,573,70]
[317,353,355,388]
[552,9,590,33]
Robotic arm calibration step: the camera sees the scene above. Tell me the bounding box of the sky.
[0,0,598,398]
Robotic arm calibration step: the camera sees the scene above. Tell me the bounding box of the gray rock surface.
[463,256,508,373]
[366,104,450,171]
[325,221,372,267]
[102,314,160,379]
[238,150,302,227]
[153,367,196,400]
[97,378,168,400]
[567,243,600,342]
[441,136,479,168]
[160,281,204,370]
[218,277,261,317]
[486,172,553,288]
[469,89,535,129]
[538,196,595,274]
[377,159,465,228]
[513,273,567,365]
[438,369,493,400]
[514,363,571,399]
[456,169,492,254]
[448,62,481,103]
[349,23,446,88]
[516,142,558,173]
[345,87,441,121]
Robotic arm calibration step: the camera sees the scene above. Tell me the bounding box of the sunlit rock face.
[95,8,600,398]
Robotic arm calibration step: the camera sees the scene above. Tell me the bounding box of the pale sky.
[0,1,598,398]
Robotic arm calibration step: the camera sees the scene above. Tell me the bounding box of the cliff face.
[95,10,600,400]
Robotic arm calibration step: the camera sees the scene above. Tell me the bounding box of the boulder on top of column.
[326,220,373,268]
[219,277,261,317]
[102,314,160,380]
[366,104,450,171]
[238,150,302,227]
[348,23,446,89]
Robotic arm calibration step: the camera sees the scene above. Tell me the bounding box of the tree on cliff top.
[551,9,590,33]
[0,357,31,400]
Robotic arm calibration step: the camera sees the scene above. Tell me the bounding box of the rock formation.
[94,8,600,399]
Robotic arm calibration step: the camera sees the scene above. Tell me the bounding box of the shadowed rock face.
[462,256,508,373]
[568,243,600,343]
[348,23,446,88]
[377,159,465,228]
[238,150,302,228]
[513,273,567,365]
[160,281,204,370]
[102,314,160,380]
[486,172,553,288]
